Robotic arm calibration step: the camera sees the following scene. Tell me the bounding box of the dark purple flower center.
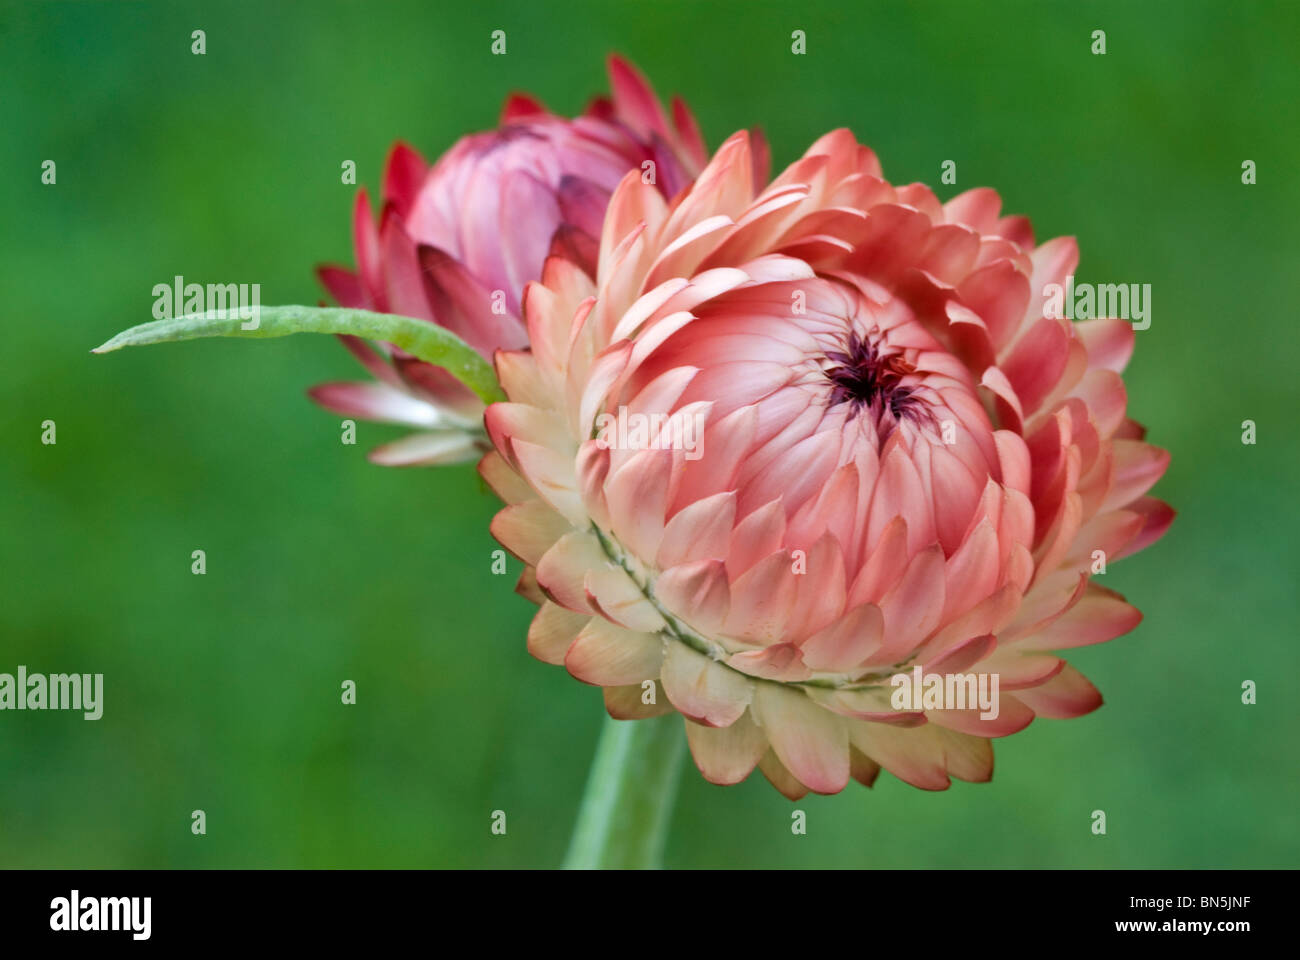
[824,333,920,420]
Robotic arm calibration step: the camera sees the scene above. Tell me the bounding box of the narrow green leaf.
[92,305,504,404]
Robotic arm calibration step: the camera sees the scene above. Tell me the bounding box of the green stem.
[562,713,686,869]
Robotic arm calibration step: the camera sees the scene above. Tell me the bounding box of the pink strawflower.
[310,56,762,466]
[482,129,1173,797]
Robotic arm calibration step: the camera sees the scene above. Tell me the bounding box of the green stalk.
[562,713,686,869]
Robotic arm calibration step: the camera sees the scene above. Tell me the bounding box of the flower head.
[484,129,1173,797]
[310,57,758,465]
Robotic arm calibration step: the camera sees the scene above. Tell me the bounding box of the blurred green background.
[2,0,1297,868]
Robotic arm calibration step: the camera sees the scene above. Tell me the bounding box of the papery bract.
[309,57,763,465]
[483,128,1173,797]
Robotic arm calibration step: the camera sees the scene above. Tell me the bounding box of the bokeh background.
[2,0,1297,868]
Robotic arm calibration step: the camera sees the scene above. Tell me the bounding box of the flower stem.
[562,712,686,869]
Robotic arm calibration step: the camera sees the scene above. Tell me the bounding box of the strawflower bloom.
[309,56,768,466]
[482,129,1173,797]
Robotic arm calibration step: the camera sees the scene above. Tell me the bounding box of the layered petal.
[480,116,1171,798]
